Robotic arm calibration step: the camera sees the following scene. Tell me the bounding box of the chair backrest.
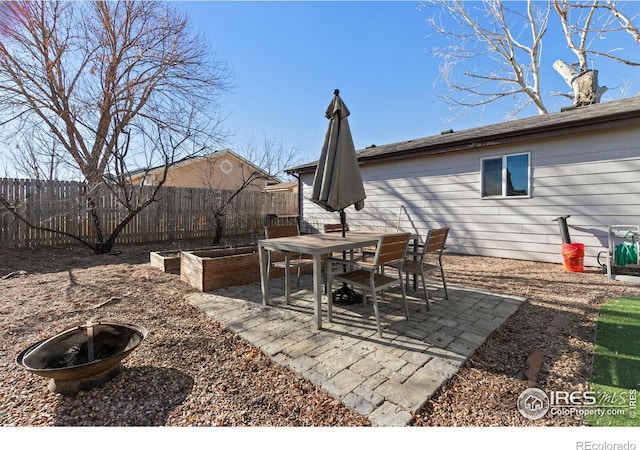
[421,227,449,261]
[265,224,300,239]
[324,223,349,233]
[373,232,411,266]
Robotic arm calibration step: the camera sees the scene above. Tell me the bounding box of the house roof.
[263,180,297,192]
[288,95,640,175]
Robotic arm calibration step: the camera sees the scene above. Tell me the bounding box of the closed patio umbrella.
[311,89,366,304]
[311,89,365,221]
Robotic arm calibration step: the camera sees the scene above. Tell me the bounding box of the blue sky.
[176,0,442,166]
[175,0,640,168]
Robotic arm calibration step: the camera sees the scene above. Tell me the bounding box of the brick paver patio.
[186,274,526,426]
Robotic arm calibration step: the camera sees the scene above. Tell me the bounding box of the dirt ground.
[1,240,639,427]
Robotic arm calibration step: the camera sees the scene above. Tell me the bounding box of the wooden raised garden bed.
[149,250,182,273]
[150,245,235,273]
[180,246,302,292]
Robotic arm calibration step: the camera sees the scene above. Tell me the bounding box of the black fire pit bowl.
[16,321,148,395]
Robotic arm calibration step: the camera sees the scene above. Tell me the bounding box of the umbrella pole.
[340,208,348,264]
[332,209,362,305]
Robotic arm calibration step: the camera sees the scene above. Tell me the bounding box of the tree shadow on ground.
[54,367,194,426]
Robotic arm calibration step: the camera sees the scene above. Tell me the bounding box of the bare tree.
[421,0,640,118]
[8,131,67,181]
[552,0,640,105]
[197,135,300,244]
[0,1,231,253]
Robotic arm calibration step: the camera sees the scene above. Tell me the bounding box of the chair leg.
[266,252,272,279]
[440,266,449,300]
[296,266,301,287]
[284,255,291,305]
[320,255,326,294]
[420,271,430,311]
[371,289,383,338]
[326,263,333,322]
[401,276,409,320]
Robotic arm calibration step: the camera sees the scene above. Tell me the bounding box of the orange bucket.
[562,243,584,272]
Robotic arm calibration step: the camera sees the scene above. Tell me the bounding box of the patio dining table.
[258,230,394,330]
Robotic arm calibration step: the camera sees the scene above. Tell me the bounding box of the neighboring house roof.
[289,95,640,175]
[263,180,298,193]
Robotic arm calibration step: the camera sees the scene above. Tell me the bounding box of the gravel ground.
[1,241,638,428]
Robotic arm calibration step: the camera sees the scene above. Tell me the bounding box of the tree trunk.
[573,70,607,106]
[553,60,607,107]
[212,213,224,244]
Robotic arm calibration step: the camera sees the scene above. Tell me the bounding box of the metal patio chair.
[326,232,411,337]
[264,224,314,304]
[386,227,449,310]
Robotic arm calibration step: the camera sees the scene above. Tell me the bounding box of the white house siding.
[299,124,640,268]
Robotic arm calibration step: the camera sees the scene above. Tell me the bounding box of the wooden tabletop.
[258,231,402,255]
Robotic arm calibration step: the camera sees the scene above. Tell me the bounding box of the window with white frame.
[481,153,530,198]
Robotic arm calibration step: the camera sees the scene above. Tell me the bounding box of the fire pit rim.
[15,321,148,379]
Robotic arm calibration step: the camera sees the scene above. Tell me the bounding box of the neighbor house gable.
[130,149,280,191]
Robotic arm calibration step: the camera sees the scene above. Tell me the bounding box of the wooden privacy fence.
[0,178,298,249]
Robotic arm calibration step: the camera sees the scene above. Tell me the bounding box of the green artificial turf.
[584,297,640,426]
